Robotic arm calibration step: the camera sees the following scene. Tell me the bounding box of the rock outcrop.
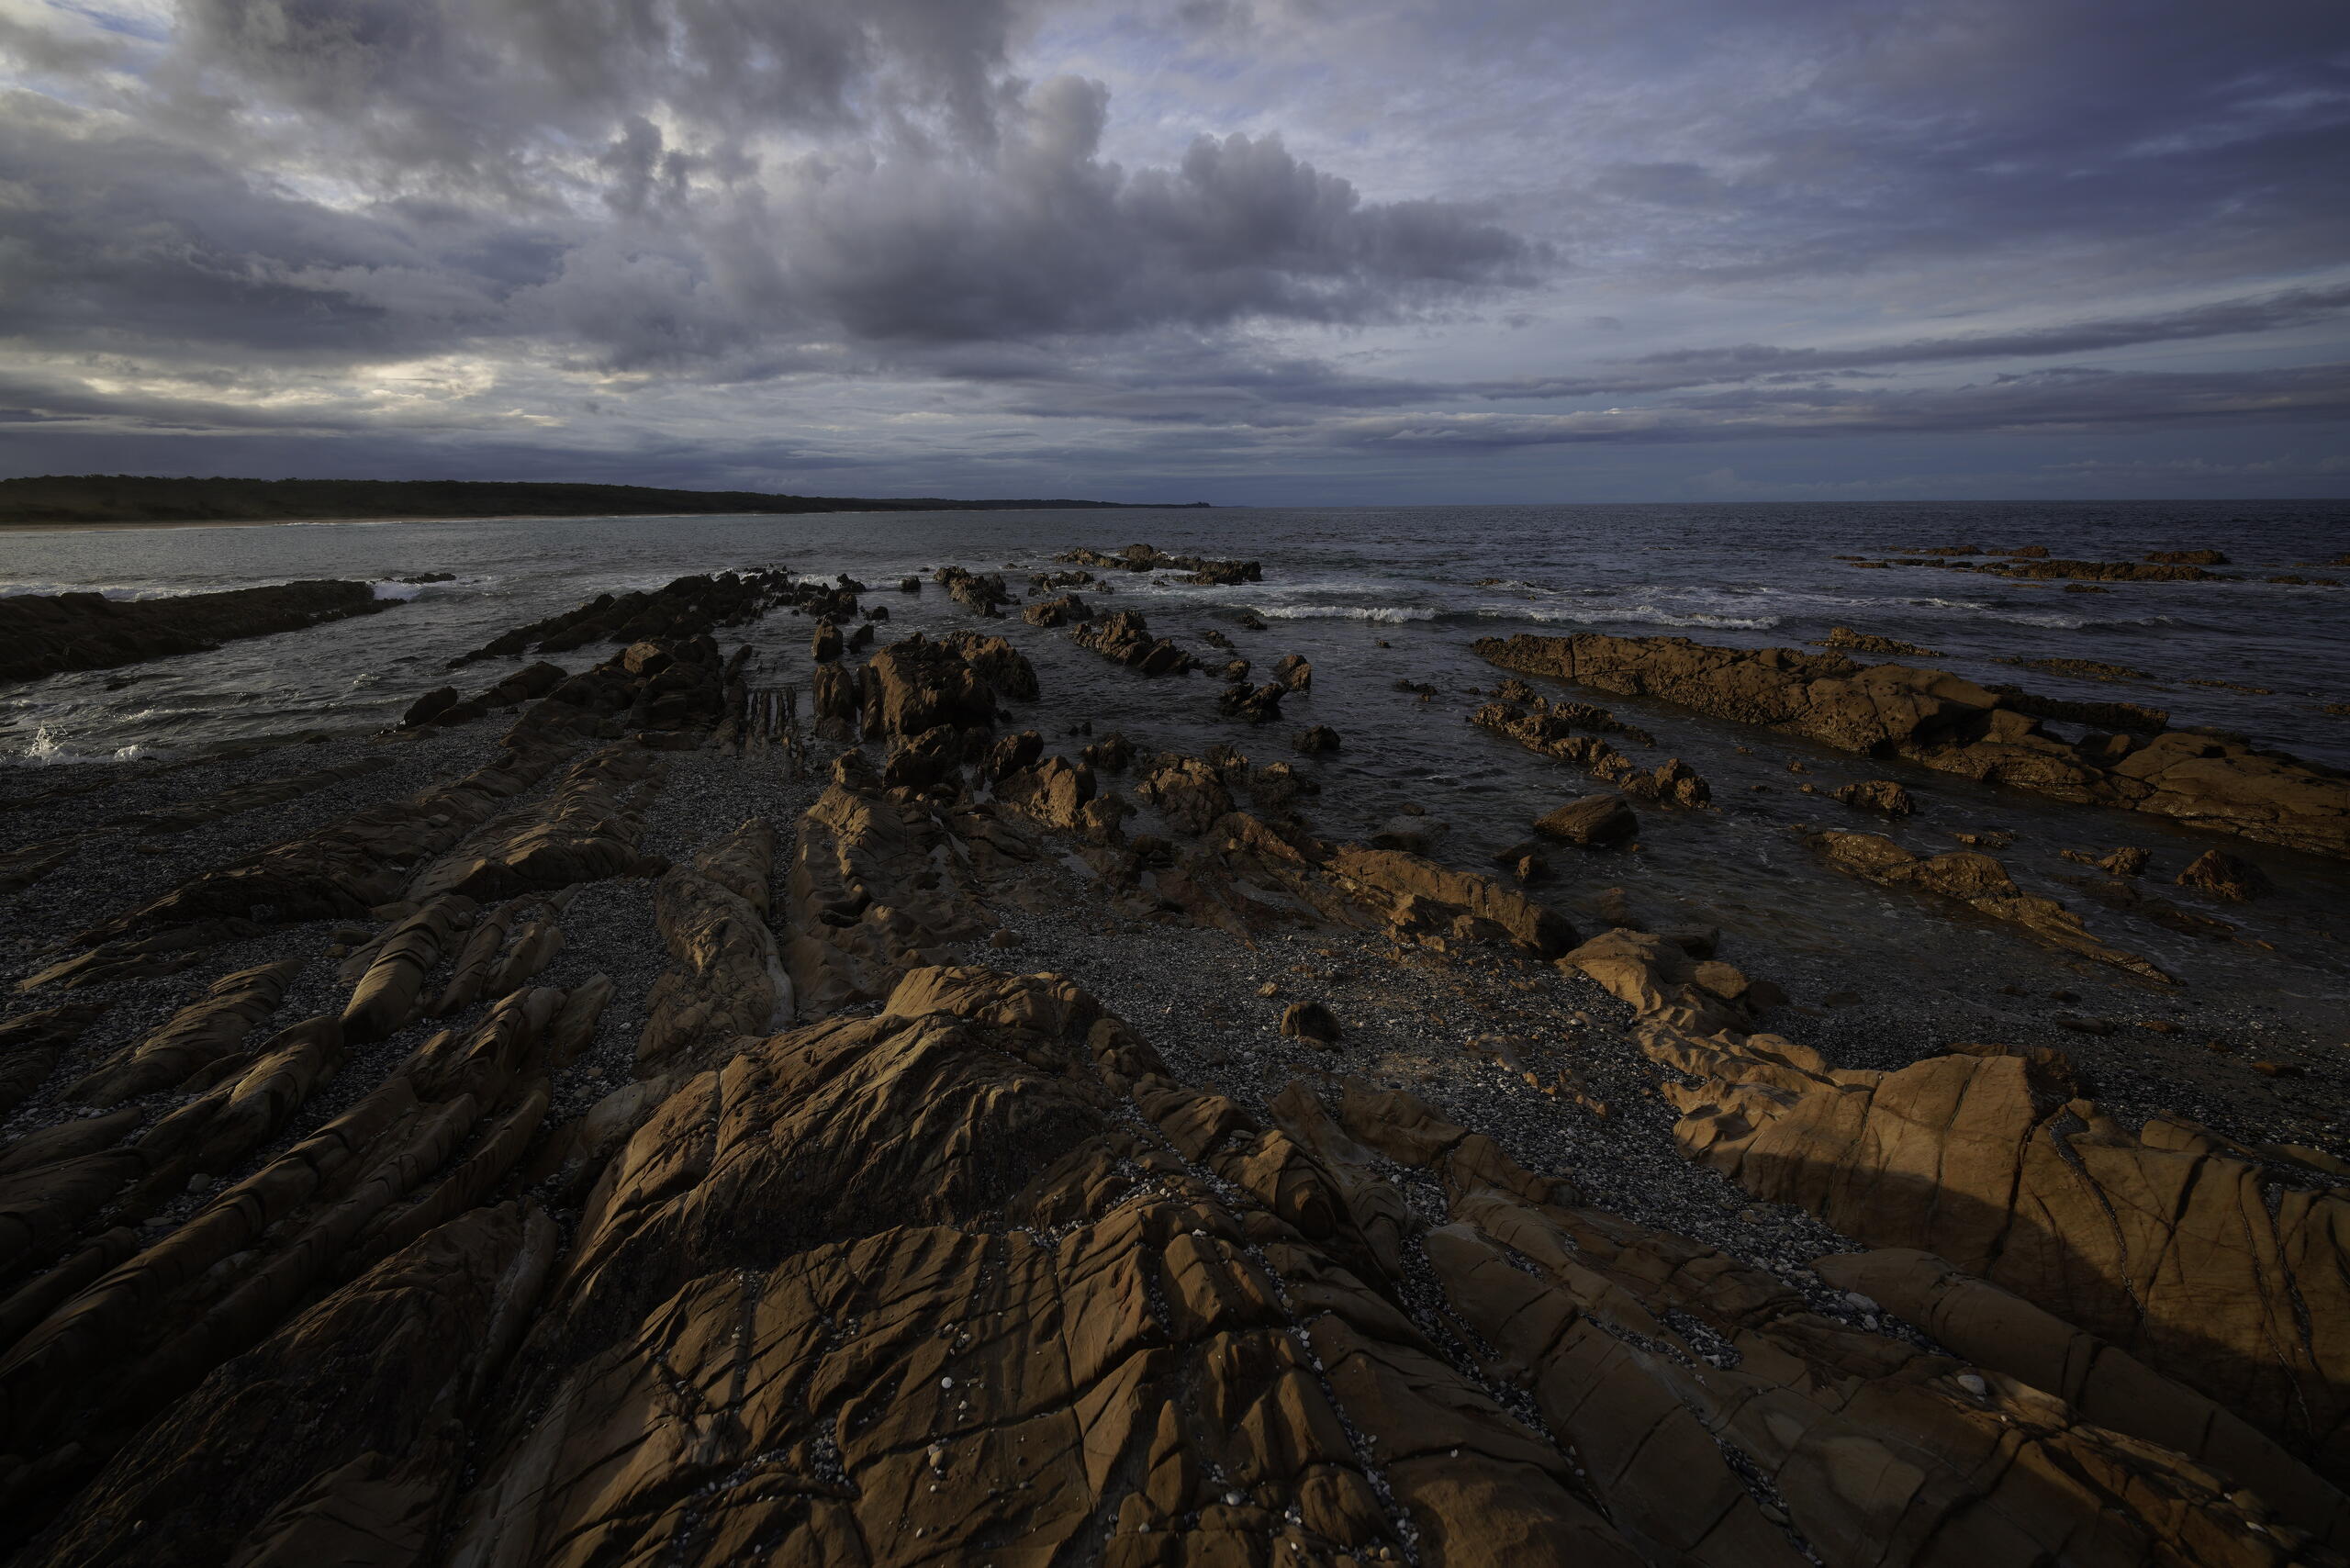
[1071,609,1198,675]
[1477,632,2350,858]
[0,581,399,683]
[1474,698,1710,807]
[1801,828,2171,980]
[450,569,793,665]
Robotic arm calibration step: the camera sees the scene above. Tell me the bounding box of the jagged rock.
[1055,543,1261,581]
[1675,1047,2350,1491]
[1024,592,1091,626]
[430,970,2329,1568]
[0,980,575,1540]
[939,630,1041,701]
[2177,847,2270,902]
[639,819,792,1070]
[1071,610,1197,675]
[400,686,461,727]
[1816,625,1942,656]
[984,728,1045,780]
[1218,681,1285,724]
[407,744,663,902]
[0,581,399,682]
[1472,701,1707,807]
[1080,731,1134,772]
[856,633,999,739]
[1136,754,1236,834]
[60,744,565,957]
[995,757,1101,836]
[1801,828,2170,980]
[1293,724,1340,754]
[28,1203,556,1568]
[810,619,843,662]
[933,565,1010,616]
[1833,778,1915,815]
[781,758,990,1012]
[898,575,921,593]
[1535,793,1637,847]
[1274,653,1313,690]
[451,570,792,666]
[1325,846,1573,958]
[1476,632,2350,858]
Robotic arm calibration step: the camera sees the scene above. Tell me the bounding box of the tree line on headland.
[0,476,1207,526]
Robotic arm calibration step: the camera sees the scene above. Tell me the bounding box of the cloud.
[1323,363,2350,448]
[1,0,2347,499]
[1470,286,2350,398]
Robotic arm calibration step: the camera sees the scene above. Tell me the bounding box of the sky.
[2,0,2346,503]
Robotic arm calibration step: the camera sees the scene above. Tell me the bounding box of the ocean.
[5,498,2345,767]
[4,497,2347,1060]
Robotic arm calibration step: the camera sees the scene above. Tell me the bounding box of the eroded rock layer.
[1476,632,2350,857]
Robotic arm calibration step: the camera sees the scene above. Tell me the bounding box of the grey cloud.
[1473,285,2350,398]
[1325,363,2350,448]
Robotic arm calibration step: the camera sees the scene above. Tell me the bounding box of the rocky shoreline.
[0,554,2344,1566]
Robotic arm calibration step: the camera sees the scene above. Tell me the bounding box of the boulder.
[1281,1000,1342,1043]
[2177,847,2270,901]
[1833,778,1915,815]
[1534,794,1638,847]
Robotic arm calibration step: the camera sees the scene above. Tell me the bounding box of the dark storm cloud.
[0,4,1538,376]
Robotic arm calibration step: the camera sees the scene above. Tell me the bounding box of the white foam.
[1255,603,1439,623]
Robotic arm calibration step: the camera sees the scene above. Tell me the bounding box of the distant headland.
[0,475,1211,528]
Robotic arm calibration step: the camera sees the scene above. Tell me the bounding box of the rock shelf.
[0,566,2341,1567]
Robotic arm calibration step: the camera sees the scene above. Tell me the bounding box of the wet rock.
[452,569,793,664]
[2177,847,2270,901]
[1070,610,1197,676]
[1218,681,1285,724]
[939,631,1041,701]
[1474,702,1708,808]
[1833,778,1915,815]
[399,686,462,728]
[1802,828,2170,981]
[1023,591,1091,627]
[0,581,402,682]
[1273,654,1313,691]
[810,619,844,662]
[933,566,1011,616]
[1080,731,1134,772]
[1534,793,1638,847]
[1816,626,1942,657]
[1292,724,1340,754]
[1136,754,1236,834]
[2147,549,2230,565]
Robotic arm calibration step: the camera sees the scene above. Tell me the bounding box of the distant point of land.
[0,476,1210,528]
